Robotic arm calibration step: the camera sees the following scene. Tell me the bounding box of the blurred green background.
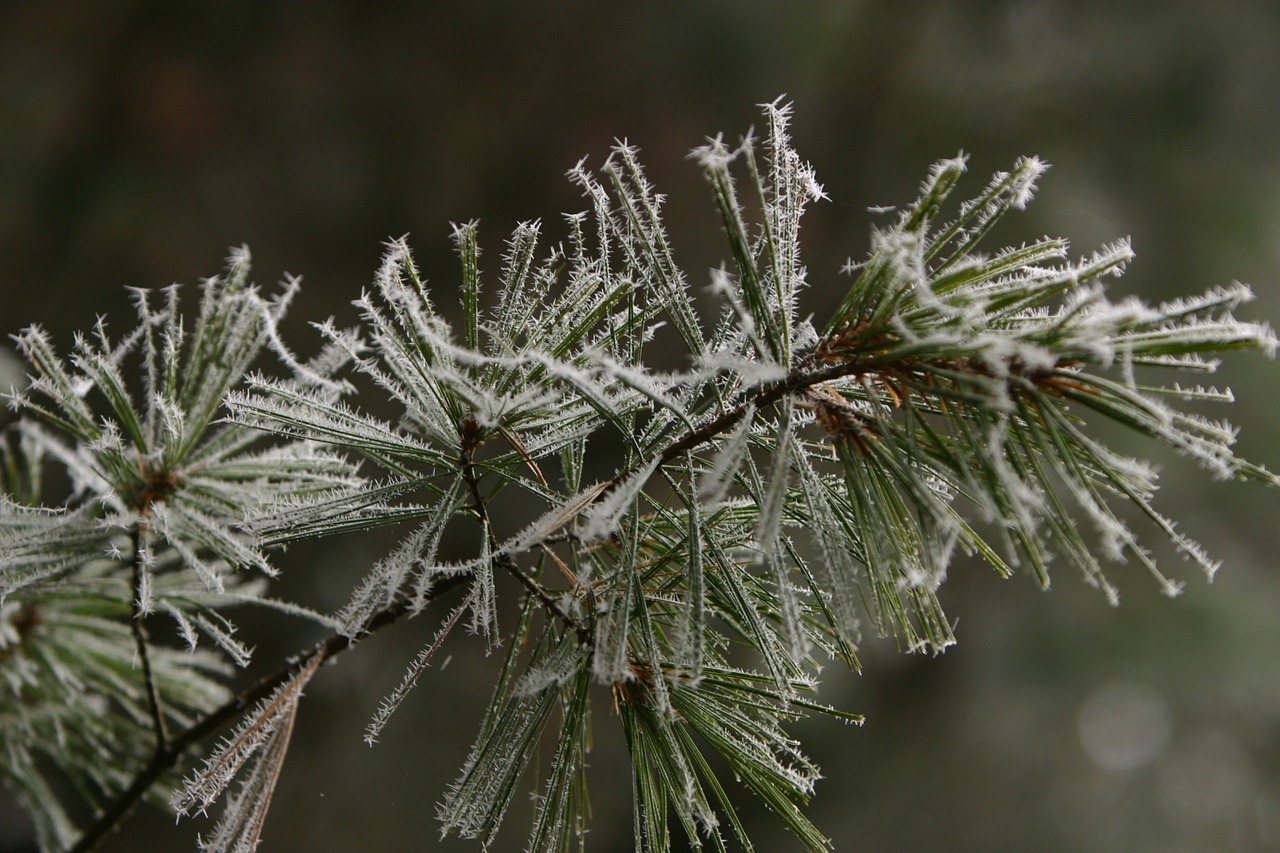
[2,2,1279,851]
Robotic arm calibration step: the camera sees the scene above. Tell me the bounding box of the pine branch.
[5,101,1275,853]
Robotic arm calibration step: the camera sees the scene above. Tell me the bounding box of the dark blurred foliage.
[2,2,1279,851]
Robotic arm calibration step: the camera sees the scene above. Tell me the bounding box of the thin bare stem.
[459,422,593,645]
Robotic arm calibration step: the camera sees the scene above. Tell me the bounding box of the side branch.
[460,421,592,645]
[67,574,470,853]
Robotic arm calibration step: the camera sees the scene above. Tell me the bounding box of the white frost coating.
[874,225,928,291]
[689,132,743,171]
[473,531,498,642]
[1080,237,1135,280]
[155,394,186,444]
[697,351,788,386]
[982,414,1044,531]
[791,317,819,352]
[708,264,773,362]
[1008,156,1048,209]
[515,639,588,697]
[1169,382,1234,402]
[1159,411,1243,480]
[176,654,321,853]
[366,591,473,745]
[916,152,969,203]
[374,236,419,299]
[1095,447,1159,491]
[336,504,453,635]
[801,166,828,203]
[255,279,351,395]
[757,406,811,663]
[163,601,200,651]
[580,457,660,542]
[707,266,734,301]
[592,353,696,427]
[1155,280,1254,319]
[1259,321,1278,358]
[5,101,1276,853]
[697,403,756,505]
[193,613,253,669]
[135,562,153,616]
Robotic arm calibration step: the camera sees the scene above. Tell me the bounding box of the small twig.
[460,419,592,645]
[498,551,593,646]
